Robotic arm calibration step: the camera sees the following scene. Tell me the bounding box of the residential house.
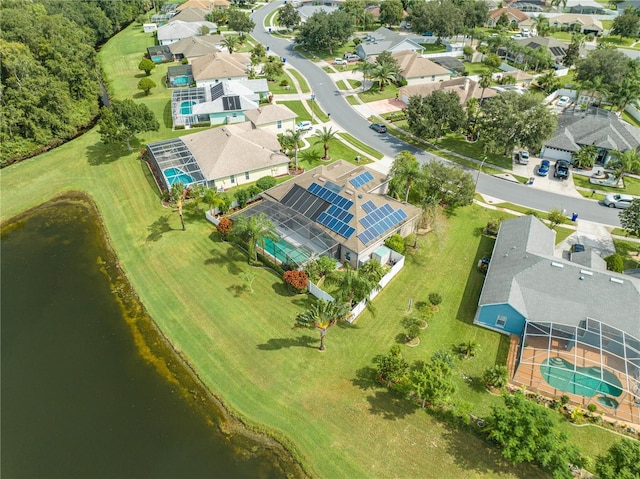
[392,51,451,85]
[171,79,269,127]
[176,0,230,11]
[500,70,534,87]
[356,27,425,59]
[244,104,297,135]
[297,5,339,22]
[540,108,640,164]
[364,5,409,24]
[168,35,224,61]
[398,77,498,105]
[504,0,545,13]
[475,215,640,425]
[258,160,422,268]
[547,14,603,36]
[617,0,640,11]
[190,51,251,87]
[147,123,290,192]
[431,56,466,76]
[511,36,569,64]
[170,7,210,23]
[156,20,218,45]
[147,45,173,63]
[485,8,532,29]
[167,65,194,88]
[568,3,608,15]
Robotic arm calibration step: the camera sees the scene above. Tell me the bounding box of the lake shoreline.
[1,191,309,479]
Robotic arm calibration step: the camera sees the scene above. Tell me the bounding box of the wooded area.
[0,0,149,165]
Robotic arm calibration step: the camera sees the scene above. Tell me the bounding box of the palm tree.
[222,36,239,54]
[482,365,510,389]
[372,62,399,92]
[354,61,376,93]
[572,145,597,170]
[608,75,640,112]
[232,212,279,263]
[203,188,224,214]
[389,150,421,202]
[284,128,304,171]
[327,265,380,313]
[479,70,492,102]
[458,340,480,359]
[534,71,560,94]
[550,0,567,11]
[170,182,188,231]
[294,299,351,351]
[533,15,549,37]
[313,126,338,161]
[609,149,640,182]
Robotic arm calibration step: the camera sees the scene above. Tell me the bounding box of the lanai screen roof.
[147,138,206,188]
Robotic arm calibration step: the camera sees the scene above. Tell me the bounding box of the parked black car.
[369,123,387,133]
[554,160,570,180]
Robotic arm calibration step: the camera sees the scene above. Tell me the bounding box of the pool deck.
[511,336,640,426]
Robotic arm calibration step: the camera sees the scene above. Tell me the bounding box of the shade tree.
[276,3,301,30]
[97,99,159,152]
[388,150,421,202]
[379,0,404,27]
[413,161,475,210]
[294,10,355,55]
[619,198,640,237]
[405,90,466,140]
[409,358,456,408]
[596,439,640,479]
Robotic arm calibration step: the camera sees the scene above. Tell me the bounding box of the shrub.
[283,270,308,292]
[234,188,250,208]
[181,58,189,65]
[587,403,597,413]
[216,217,233,237]
[279,79,289,87]
[256,176,277,191]
[428,292,442,307]
[431,349,456,369]
[484,219,501,236]
[605,253,624,273]
[402,317,422,341]
[560,395,570,406]
[384,234,405,254]
[482,365,509,389]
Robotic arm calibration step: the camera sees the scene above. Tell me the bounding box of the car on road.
[295,121,313,132]
[369,123,387,133]
[517,150,530,165]
[603,194,634,209]
[557,96,570,107]
[537,159,550,176]
[554,160,570,180]
[333,58,347,65]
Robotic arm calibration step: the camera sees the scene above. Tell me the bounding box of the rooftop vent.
[551,262,564,268]
[345,189,354,195]
[610,277,624,284]
[318,176,326,182]
[580,269,593,276]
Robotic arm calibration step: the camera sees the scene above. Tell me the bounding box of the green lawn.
[417,43,447,53]
[573,174,640,196]
[287,68,311,93]
[268,71,299,94]
[358,84,399,102]
[622,110,640,128]
[463,62,496,76]
[346,94,360,105]
[612,239,640,270]
[298,137,368,168]
[437,134,513,170]
[336,79,349,90]
[348,79,362,89]
[277,100,313,123]
[599,35,636,47]
[337,132,384,160]
[0,21,623,478]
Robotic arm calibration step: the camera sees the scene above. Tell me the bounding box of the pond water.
[1,196,298,478]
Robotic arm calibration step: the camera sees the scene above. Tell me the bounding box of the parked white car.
[604,194,634,209]
[295,121,313,132]
[333,58,347,65]
[557,96,570,107]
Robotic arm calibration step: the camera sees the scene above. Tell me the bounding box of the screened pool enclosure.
[147,138,207,191]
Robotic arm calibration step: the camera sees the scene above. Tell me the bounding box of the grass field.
[573,174,640,196]
[338,132,384,160]
[0,21,623,478]
[277,100,313,123]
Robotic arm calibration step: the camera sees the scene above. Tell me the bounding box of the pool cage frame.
[513,318,640,424]
[171,88,210,127]
[147,138,207,191]
[233,200,340,268]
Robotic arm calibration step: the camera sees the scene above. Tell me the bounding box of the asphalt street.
[250,2,622,227]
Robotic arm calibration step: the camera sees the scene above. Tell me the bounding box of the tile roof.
[479,216,640,338]
[191,52,249,81]
[157,20,217,43]
[244,104,297,126]
[168,35,224,58]
[180,123,289,180]
[391,51,451,79]
[488,7,530,21]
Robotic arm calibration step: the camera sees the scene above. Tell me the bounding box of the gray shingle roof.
[479,216,640,338]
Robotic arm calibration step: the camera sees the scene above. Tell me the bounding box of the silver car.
[603,194,634,209]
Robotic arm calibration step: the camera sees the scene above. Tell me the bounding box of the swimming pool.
[173,76,189,86]
[163,167,194,187]
[180,101,196,115]
[262,237,310,265]
[540,357,623,397]
[151,55,164,63]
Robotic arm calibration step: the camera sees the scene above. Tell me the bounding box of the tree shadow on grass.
[271,281,293,297]
[86,141,130,165]
[147,215,173,241]
[204,245,244,275]
[163,101,173,129]
[366,389,419,420]
[351,366,378,391]
[256,334,317,351]
[140,157,161,198]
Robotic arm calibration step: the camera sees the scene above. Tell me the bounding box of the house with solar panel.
[475,215,640,425]
[146,123,290,192]
[171,79,269,127]
[237,160,421,268]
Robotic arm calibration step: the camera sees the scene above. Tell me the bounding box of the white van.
[295,121,313,132]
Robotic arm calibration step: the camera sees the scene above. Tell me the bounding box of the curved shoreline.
[2,191,309,479]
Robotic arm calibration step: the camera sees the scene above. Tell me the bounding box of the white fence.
[309,281,334,302]
[625,104,640,122]
[346,252,405,323]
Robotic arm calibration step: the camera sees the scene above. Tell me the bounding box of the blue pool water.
[173,76,189,86]
[540,357,623,397]
[164,167,194,187]
[263,237,309,265]
[151,55,164,63]
[180,101,196,115]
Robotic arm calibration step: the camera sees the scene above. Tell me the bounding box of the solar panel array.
[222,95,241,111]
[349,171,374,188]
[357,203,408,245]
[281,184,329,221]
[210,82,224,101]
[308,183,353,210]
[307,183,356,239]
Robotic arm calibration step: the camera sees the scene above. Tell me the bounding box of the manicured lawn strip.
[573,174,640,196]
[348,79,362,89]
[599,35,636,47]
[346,95,360,105]
[287,68,311,93]
[437,134,513,169]
[612,238,640,270]
[299,139,369,168]
[358,85,398,102]
[576,188,606,202]
[622,110,640,128]
[417,43,447,53]
[1,22,620,478]
[336,80,348,90]
[308,100,329,122]
[277,100,312,123]
[337,133,384,159]
[264,8,278,27]
[463,62,498,76]
[322,66,333,74]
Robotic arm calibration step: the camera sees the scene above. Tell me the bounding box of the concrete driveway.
[512,153,583,198]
